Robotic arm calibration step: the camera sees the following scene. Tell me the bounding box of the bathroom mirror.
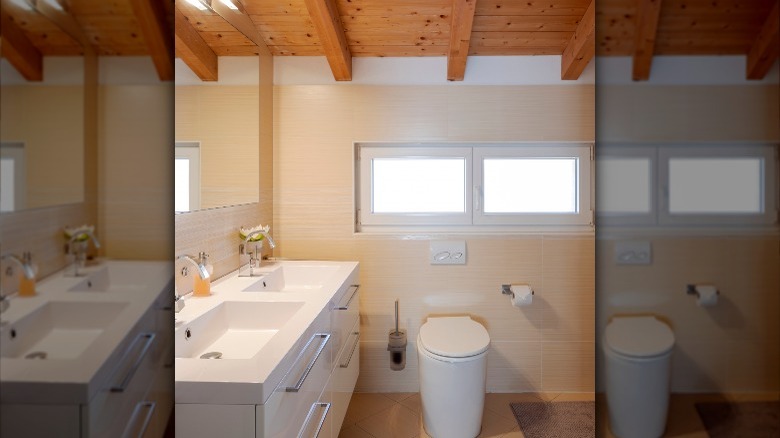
[0,57,85,212]
[174,56,260,212]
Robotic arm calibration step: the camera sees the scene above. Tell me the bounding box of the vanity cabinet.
[175,271,360,438]
[0,280,174,438]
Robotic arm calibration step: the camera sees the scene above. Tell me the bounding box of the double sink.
[174,261,359,406]
[0,260,171,404]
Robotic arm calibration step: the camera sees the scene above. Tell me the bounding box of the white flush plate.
[430,240,466,265]
[614,241,652,265]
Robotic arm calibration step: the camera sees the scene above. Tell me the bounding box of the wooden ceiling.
[0,0,777,83]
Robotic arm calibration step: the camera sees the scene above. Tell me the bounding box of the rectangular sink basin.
[68,266,145,293]
[242,264,342,292]
[0,301,128,359]
[175,301,305,360]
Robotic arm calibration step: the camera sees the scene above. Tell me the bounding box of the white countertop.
[174,260,359,406]
[0,260,172,404]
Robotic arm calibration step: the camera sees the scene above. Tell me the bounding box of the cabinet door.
[175,404,255,437]
[330,318,360,435]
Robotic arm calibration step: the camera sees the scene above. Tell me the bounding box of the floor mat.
[695,401,779,438]
[510,401,595,438]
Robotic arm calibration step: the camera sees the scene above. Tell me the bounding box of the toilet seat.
[419,316,490,359]
[604,316,674,358]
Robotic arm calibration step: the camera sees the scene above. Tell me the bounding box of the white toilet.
[603,316,675,438]
[417,316,490,438]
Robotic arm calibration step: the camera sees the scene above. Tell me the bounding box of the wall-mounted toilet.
[603,316,675,438]
[417,316,490,438]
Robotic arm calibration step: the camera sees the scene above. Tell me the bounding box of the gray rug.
[510,401,595,438]
[695,401,779,438]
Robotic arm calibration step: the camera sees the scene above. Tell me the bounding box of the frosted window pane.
[484,158,576,213]
[1,158,14,212]
[372,158,465,213]
[175,158,190,212]
[597,158,651,213]
[669,158,762,213]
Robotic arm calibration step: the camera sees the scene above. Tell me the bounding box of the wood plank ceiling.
[0,0,777,82]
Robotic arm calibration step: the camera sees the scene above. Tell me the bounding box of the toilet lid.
[605,316,674,358]
[419,316,490,358]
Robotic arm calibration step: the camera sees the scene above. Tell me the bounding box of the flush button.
[430,241,467,265]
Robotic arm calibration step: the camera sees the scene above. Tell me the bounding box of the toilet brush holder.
[388,329,407,371]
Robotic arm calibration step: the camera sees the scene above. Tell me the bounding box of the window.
[598,145,778,227]
[356,143,593,231]
[175,142,201,212]
[0,143,26,212]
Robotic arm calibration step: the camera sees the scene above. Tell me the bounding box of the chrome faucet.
[65,228,101,277]
[238,228,276,277]
[1,253,35,298]
[176,253,210,304]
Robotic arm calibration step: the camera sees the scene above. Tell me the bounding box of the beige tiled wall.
[274,85,595,392]
[0,86,84,208]
[175,85,260,209]
[98,84,174,260]
[596,237,780,392]
[596,83,780,393]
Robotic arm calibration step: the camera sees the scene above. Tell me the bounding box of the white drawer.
[85,330,158,437]
[258,311,333,437]
[330,284,359,367]
[329,318,360,435]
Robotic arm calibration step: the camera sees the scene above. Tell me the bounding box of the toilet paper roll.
[696,285,718,307]
[510,284,533,307]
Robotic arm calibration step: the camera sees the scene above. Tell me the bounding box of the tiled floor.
[338,392,594,438]
[340,392,780,438]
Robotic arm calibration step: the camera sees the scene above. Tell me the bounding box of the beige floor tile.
[385,392,416,403]
[400,393,422,413]
[357,404,421,438]
[551,392,596,402]
[344,393,398,426]
[533,392,561,402]
[500,427,525,438]
[477,409,518,438]
[484,393,544,420]
[339,424,375,438]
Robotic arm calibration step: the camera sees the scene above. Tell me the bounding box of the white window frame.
[596,146,657,226]
[658,145,777,226]
[175,142,201,213]
[0,142,26,213]
[358,145,472,226]
[473,145,592,226]
[356,142,593,232]
[597,144,778,228]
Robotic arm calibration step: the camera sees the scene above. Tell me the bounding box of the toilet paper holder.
[501,284,534,298]
[686,284,719,297]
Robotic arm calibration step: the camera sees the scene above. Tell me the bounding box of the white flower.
[239,224,270,242]
[63,225,95,242]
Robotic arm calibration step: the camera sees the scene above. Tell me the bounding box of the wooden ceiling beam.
[211,0,270,56]
[746,0,779,80]
[303,0,352,81]
[175,6,218,81]
[130,0,174,81]
[561,0,594,80]
[447,0,477,81]
[0,7,43,81]
[632,0,664,81]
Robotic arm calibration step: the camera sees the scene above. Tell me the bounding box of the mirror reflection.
[0,57,84,211]
[174,56,260,212]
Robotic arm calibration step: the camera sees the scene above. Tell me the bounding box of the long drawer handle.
[339,331,360,368]
[336,285,360,310]
[285,333,330,392]
[298,402,330,438]
[121,401,156,438]
[110,333,156,392]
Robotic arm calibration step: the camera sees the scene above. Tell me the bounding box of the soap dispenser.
[192,252,212,297]
[18,252,36,297]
